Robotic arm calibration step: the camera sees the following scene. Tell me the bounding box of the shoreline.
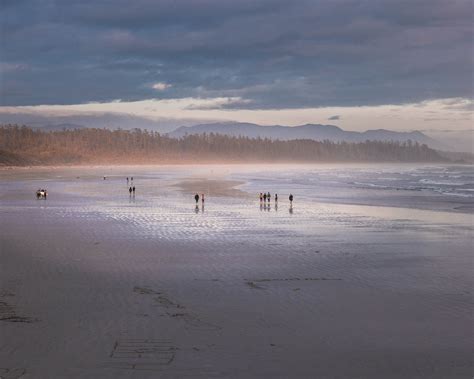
[1,167,472,378]
[0,164,472,215]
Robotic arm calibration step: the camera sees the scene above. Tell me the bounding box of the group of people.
[36,189,47,199]
[259,192,294,204]
[259,192,276,203]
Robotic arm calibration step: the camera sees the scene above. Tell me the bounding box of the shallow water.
[0,164,473,378]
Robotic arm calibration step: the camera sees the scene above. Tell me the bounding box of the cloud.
[152,82,171,91]
[328,115,341,121]
[0,0,472,108]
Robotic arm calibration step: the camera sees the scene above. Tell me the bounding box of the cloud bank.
[1,0,472,109]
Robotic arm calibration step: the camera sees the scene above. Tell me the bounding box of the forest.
[0,125,446,166]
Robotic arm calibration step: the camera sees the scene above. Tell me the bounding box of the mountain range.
[0,112,452,150]
[168,122,444,149]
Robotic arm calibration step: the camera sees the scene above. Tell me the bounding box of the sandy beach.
[0,164,472,378]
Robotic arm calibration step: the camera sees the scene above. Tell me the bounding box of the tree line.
[0,125,445,165]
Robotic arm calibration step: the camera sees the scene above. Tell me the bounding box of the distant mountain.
[168,122,444,149]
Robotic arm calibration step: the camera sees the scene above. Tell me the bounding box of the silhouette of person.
[36,190,41,199]
[44,190,47,199]
[201,193,205,203]
[259,193,263,202]
[289,193,294,205]
[129,187,132,195]
[275,194,278,202]
[195,194,200,204]
[132,186,136,195]
[267,192,271,202]
[263,193,267,202]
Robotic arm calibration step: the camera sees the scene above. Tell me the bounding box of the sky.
[0,0,472,139]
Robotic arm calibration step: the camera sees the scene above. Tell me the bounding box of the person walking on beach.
[267,192,271,203]
[259,193,263,202]
[263,193,267,202]
[289,193,293,205]
[129,187,132,195]
[275,193,278,202]
[195,194,200,204]
[201,194,205,203]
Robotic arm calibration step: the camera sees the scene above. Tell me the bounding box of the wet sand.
[175,178,250,198]
[0,165,472,378]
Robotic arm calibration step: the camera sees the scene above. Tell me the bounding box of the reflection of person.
[195,204,199,214]
[194,194,200,204]
[132,186,136,195]
[289,205,293,214]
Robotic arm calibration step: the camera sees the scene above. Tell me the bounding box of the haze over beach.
[1,1,473,378]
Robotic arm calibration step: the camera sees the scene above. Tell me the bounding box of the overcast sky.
[0,0,472,134]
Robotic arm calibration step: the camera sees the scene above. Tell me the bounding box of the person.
[201,194,205,203]
[132,186,136,194]
[275,194,278,202]
[267,192,271,202]
[263,193,267,202]
[43,189,47,199]
[259,193,263,202]
[129,187,132,195]
[289,193,293,205]
[36,189,41,199]
[195,193,200,204]
[131,177,134,182]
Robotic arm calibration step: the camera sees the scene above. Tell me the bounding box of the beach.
[0,164,472,378]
